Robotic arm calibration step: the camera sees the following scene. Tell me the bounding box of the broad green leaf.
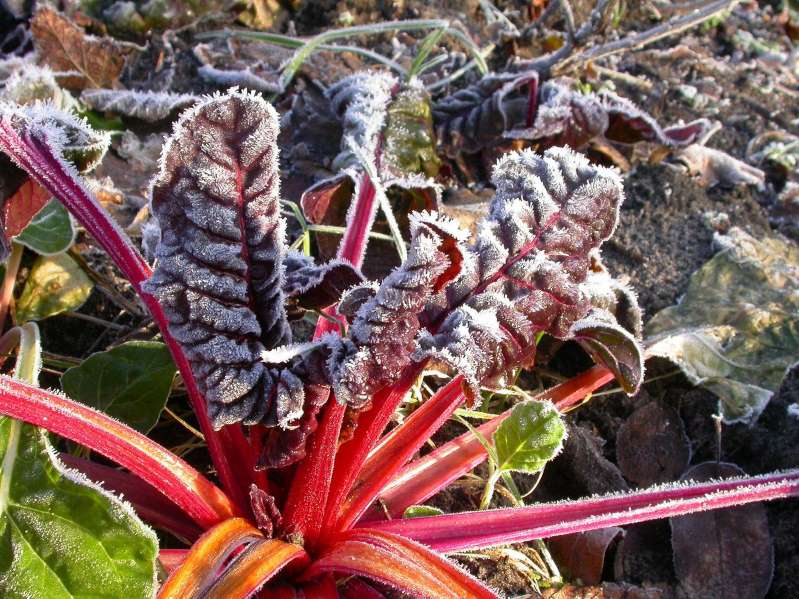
[493,399,565,474]
[61,341,177,433]
[0,420,159,598]
[14,200,75,255]
[16,252,93,322]
[403,505,445,519]
[647,227,799,423]
[0,321,158,598]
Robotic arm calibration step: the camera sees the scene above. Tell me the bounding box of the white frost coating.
[326,71,396,169]
[197,65,282,95]
[262,340,326,365]
[80,89,200,123]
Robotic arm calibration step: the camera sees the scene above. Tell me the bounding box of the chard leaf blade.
[0,419,159,598]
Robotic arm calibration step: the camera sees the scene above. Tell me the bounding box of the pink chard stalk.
[0,83,796,599]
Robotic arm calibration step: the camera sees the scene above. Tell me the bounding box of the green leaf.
[0,419,159,598]
[14,200,75,255]
[403,505,445,519]
[16,253,93,322]
[493,399,565,474]
[647,227,799,423]
[61,341,177,434]
[383,86,441,178]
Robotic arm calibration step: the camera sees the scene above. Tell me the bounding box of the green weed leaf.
[61,341,177,433]
[493,400,565,474]
[14,200,75,255]
[403,505,445,518]
[383,86,441,178]
[16,253,93,322]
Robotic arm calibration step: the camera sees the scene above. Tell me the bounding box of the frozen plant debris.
[80,89,200,124]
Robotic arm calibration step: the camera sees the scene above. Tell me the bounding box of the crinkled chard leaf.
[433,71,538,158]
[299,72,441,278]
[580,266,642,338]
[60,341,177,434]
[0,420,159,598]
[80,89,200,124]
[332,213,467,406]
[15,199,75,255]
[144,90,303,430]
[493,399,565,473]
[511,79,710,150]
[416,147,640,401]
[16,252,93,322]
[0,104,111,174]
[0,104,107,261]
[647,227,799,423]
[433,70,708,157]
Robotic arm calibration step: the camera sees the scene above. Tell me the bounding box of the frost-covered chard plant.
[0,85,798,599]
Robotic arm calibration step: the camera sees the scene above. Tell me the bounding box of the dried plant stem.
[554,0,739,74]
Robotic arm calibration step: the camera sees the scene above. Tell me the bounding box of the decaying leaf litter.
[0,0,797,597]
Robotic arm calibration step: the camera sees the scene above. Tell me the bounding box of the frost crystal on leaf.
[282,251,364,317]
[80,89,200,123]
[332,212,467,406]
[144,90,298,429]
[511,79,711,150]
[416,147,637,401]
[326,71,397,170]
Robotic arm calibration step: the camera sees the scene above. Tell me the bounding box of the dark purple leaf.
[433,71,538,157]
[282,251,364,317]
[615,401,691,487]
[331,212,468,406]
[143,90,302,429]
[671,462,774,599]
[571,310,644,395]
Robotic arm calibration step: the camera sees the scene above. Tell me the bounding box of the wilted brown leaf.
[670,462,774,599]
[31,7,138,90]
[615,401,691,487]
[549,527,624,585]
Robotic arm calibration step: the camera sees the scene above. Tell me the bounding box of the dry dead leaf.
[615,401,691,487]
[549,528,624,585]
[671,462,774,599]
[31,7,138,90]
[540,582,666,599]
